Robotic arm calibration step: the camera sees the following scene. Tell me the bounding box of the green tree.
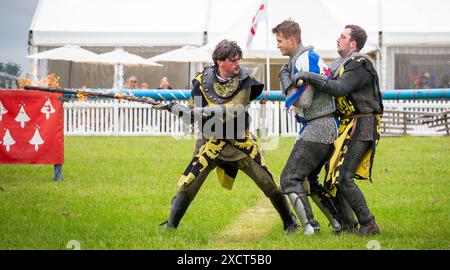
[4,62,22,76]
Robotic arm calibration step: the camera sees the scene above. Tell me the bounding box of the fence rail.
[63,99,450,137]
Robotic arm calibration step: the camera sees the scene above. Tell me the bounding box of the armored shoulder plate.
[343,54,370,72]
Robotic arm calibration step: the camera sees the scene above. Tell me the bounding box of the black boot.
[358,216,380,237]
[165,193,192,229]
[270,192,298,233]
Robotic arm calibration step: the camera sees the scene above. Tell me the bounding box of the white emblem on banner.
[15,104,30,128]
[2,128,16,152]
[0,100,7,121]
[41,97,56,120]
[29,125,44,151]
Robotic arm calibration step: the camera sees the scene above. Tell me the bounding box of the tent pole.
[261,0,270,159]
[68,61,72,88]
[188,62,191,89]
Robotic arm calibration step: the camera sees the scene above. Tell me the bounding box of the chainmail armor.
[286,46,337,144]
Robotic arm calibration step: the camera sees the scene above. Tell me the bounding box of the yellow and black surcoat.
[324,55,384,196]
[178,66,267,190]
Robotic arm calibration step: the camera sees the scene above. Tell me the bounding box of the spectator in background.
[126,76,138,89]
[158,76,172,89]
[141,82,149,89]
[419,71,435,89]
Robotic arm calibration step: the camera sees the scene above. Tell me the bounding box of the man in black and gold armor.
[158,40,297,233]
[293,25,383,236]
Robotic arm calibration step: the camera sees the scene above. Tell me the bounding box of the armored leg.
[237,157,297,233]
[281,140,334,234]
[336,191,358,233]
[287,193,314,235]
[165,159,218,230]
[309,195,341,232]
[307,174,342,232]
[335,140,379,236]
[270,192,299,233]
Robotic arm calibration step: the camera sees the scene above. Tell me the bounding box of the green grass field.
[0,136,449,250]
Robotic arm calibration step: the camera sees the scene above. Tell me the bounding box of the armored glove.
[292,71,329,89]
[279,64,292,93]
[164,102,226,124]
[291,71,307,87]
[152,101,176,111]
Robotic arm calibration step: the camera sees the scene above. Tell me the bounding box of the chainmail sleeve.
[303,62,364,97]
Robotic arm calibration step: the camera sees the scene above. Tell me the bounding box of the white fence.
[63,99,450,137]
[382,100,450,136]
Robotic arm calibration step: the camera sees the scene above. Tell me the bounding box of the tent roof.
[30,0,450,56]
[29,0,256,47]
[29,0,344,58]
[322,0,450,47]
[204,0,346,59]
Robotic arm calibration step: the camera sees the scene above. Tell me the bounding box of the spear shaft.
[24,85,161,105]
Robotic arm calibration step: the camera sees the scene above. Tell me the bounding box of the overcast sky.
[0,0,40,74]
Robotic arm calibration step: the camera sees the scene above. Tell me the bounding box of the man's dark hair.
[212,39,242,66]
[271,19,301,44]
[345,24,367,51]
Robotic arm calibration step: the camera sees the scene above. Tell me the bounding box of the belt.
[341,113,373,120]
[306,112,337,123]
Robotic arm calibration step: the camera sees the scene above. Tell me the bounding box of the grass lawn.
[0,136,449,250]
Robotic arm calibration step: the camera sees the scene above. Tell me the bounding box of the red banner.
[0,90,64,164]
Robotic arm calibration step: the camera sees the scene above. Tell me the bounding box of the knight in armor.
[272,20,342,235]
[293,25,383,236]
[157,40,298,233]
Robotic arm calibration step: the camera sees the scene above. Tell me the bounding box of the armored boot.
[302,188,320,232]
[165,193,192,230]
[311,195,342,233]
[309,219,321,232]
[358,217,380,237]
[304,200,320,233]
[287,193,315,235]
[269,192,298,234]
